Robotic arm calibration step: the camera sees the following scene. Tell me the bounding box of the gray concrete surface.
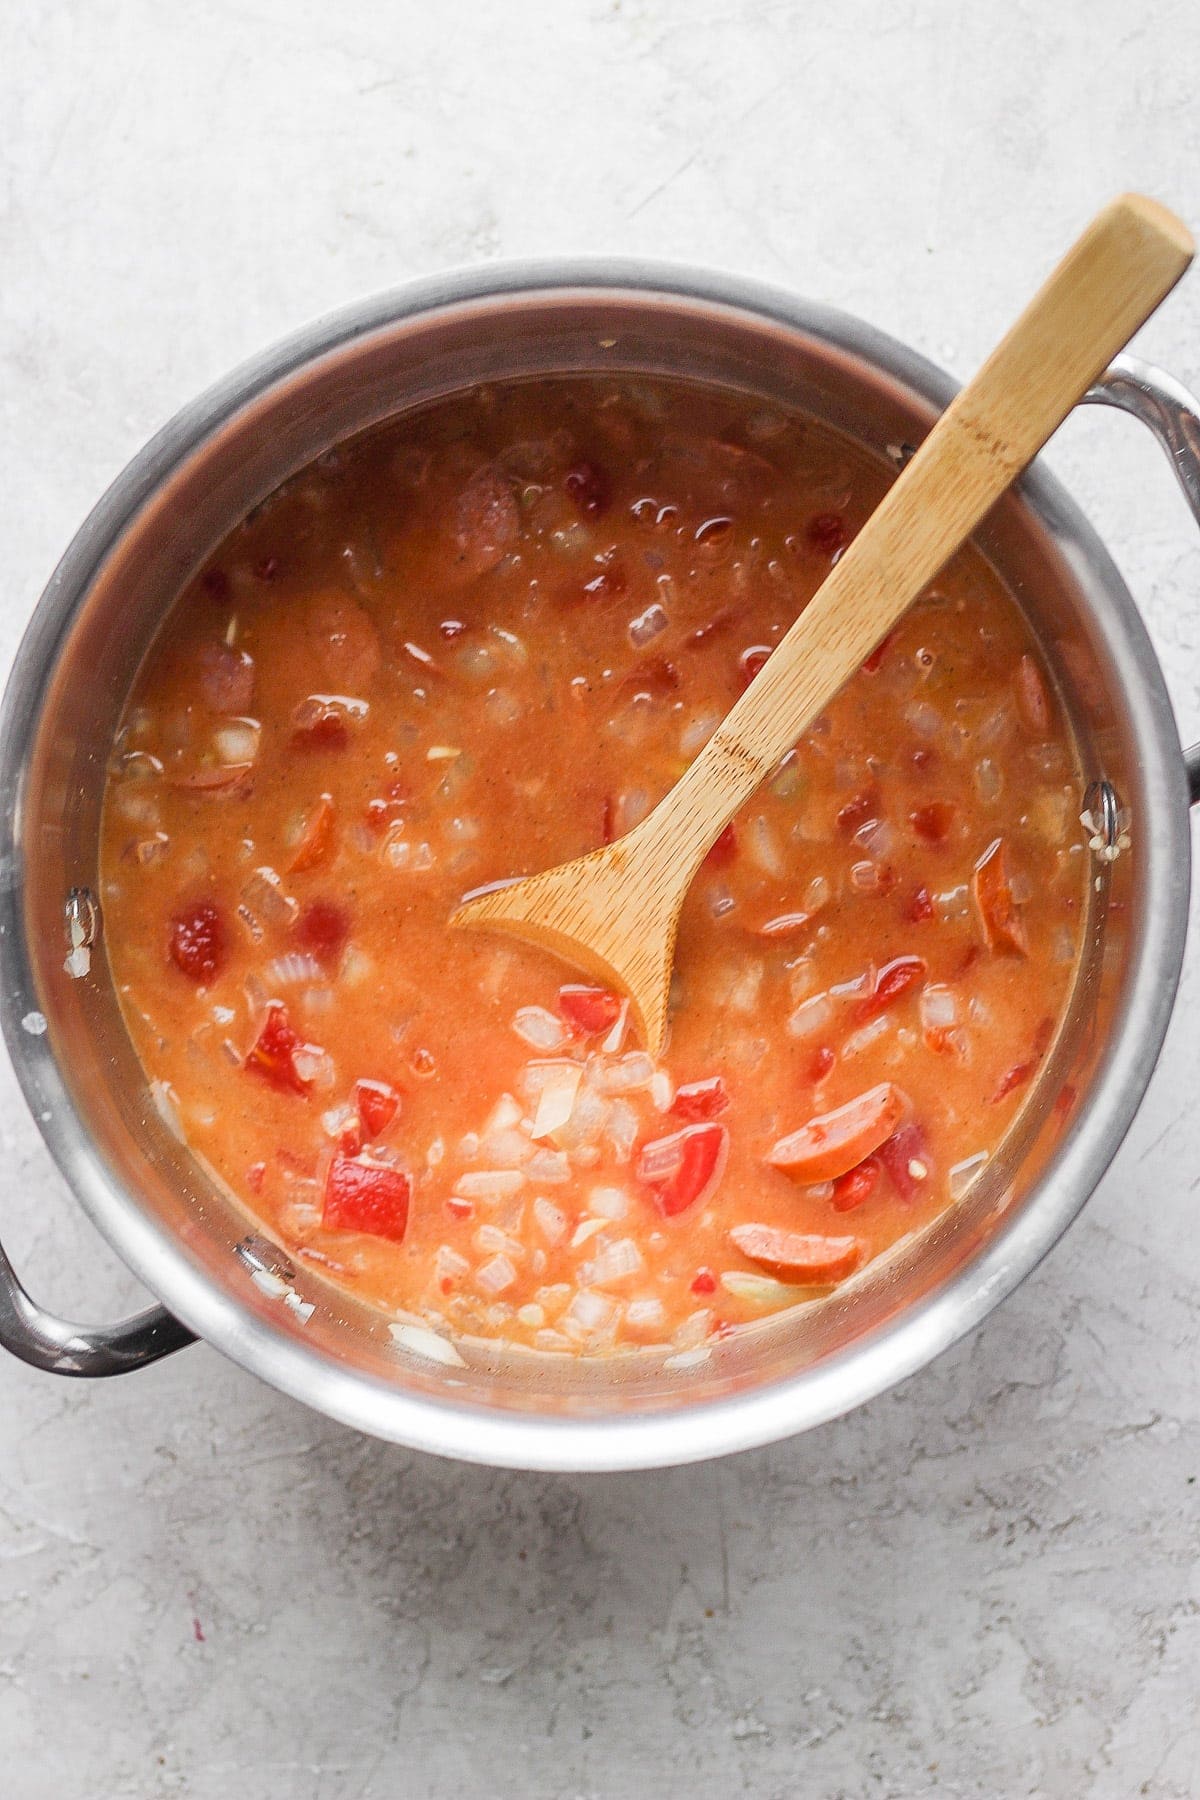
[2,3,1199,1795]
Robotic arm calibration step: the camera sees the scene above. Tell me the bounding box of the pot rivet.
[1082,778,1127,860]
[63,887,98,979]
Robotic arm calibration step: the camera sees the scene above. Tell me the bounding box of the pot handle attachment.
[0,1238,195,1376]
[1085,352,1200,803]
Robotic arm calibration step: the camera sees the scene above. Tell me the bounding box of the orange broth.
[99,376,1086,1357]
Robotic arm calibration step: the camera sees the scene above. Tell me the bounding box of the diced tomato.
[287,793,336,872]
[445,1195,474,1221]
[291,700,349,752]
[295,899,350,966]
[198,641,255,715]
[558,984,622,1037]
[168,900,225,984]
[690,1268,717,1296]
[246,1161,266,1196]
[910,802,956,844]
[755,911,811,940]
[1016,652,1052,737]
[910,746,936,774]
[836,788,879,835]
[245,1002,311,1096]
[356,1079,400,1138]
[767,1083,906,1182]
[972,837,1028,955]
[831,1155,881,1212]
[322,1155,410,1242]
[808,1045,835,1081]
[856,955,927,1022]
[671,1076,730,1122]
[991,1062,1033,1104]
[905,884,935,923]
[638,1122,729,1217]
[739,645,772,686]
[862,629,895,674]
[564,460,611,518]
[878,1121,932,1202]
[703,823,737,868]
[805,511,848,556]
[729,1223,860,1284]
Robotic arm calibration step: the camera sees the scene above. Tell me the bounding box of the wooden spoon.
[452,195,1193,1052]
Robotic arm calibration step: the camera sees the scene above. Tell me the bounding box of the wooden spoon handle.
[651,194,1193,863]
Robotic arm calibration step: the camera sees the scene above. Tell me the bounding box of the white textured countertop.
[3,5,1199,1795]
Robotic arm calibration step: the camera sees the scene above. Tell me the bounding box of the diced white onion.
[214,719,261,764]
[626,1296,666,1329]
[974,758,1003,803]
[663,1346,712,1372]
[628,603,669,648]
[512,1006,571,1052]
[747,814,785,877]
[530,1061,582,1140]
[671,1309,712,1350]
[474,1224,525,1261]
[388,1322,467,1367]
[949,1151,989,1200]
[727,961,764,1014]
[584,1237,642,1287]
[934,884,971,920]
[605,1100,640,1163]
[589,1185,629,1220]
[570,1217,608,1249]
[563,1290,616,1335]
[787,992,833,1038]
[479,1127,534,1168]
[435,1244,471,1283]
[517,1303,545,1329]
[841,1014,892,1058]
[476,1254,517,1295]
[720,1270,797,1306]
[596,1052,656,1094]
[649,1071,673,1113]
[485,687,523,726]
[455,1169,526,1199]
[920,985,958,1029]
[533,1197,568,1246]
[150,1079,184,1143]
[527,1147,571,1185]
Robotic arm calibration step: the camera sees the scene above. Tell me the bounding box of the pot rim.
[0,257,1191,1469]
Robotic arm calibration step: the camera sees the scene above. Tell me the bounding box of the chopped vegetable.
[728,1224,860,1283]
[558,985,622,1037]
[670,1076,730,1123]
[877,1120,932,1201]
[972,837,1028,955]
[831,1155,881,1211]
[169,900,225,984]
[856,956,927,1023]
[245,1002,313,1096]
[323,1154,410,1241]
[356,1078,399,1137]
[637,1122,729,1217]
[199,641,255,715]
[767,1083,906,1182]
[288,794,336,872]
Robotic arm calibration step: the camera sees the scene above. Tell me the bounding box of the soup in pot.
[99,376,1087,1359]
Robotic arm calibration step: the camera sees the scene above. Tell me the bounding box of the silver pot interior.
[4,279,1180,1453]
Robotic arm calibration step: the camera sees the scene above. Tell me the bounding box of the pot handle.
[1084,352,1200,803]
[0,1238,194,1376]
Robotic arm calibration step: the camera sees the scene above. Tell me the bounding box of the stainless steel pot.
[0,263,1196,1470]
